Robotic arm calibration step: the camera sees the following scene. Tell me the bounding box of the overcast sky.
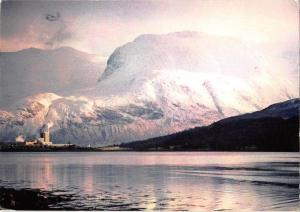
[1,0,299,58]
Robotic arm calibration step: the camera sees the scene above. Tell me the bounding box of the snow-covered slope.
[0,47,104,109]
[0,32,297,146]
[92,32,296,116]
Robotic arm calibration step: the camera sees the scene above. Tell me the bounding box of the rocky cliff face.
[0,32,297,146]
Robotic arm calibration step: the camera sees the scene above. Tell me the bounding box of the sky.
[0,0,299,59]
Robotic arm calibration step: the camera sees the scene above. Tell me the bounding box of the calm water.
[0,152,299,211]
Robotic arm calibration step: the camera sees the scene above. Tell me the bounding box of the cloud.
[1,2,73,50]
[43,12,72,48]
[0,0,298,58]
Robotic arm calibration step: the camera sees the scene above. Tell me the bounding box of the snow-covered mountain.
[121,98,299,151]
[0,47,104,109]
[0,32,297,146]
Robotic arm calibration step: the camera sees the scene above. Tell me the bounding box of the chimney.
[40,122,53,143]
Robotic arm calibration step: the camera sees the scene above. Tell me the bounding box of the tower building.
[40,132,51,143]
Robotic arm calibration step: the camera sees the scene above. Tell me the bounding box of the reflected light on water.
[83,167,94,195]
[0,152,298,210]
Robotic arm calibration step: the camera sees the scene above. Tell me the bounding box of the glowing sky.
[1,0,299,59]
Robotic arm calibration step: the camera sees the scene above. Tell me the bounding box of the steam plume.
[15,135,25,143]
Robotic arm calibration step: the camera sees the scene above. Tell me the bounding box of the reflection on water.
[0,152,299,210]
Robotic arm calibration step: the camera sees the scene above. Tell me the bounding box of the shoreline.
[0,187,73,210]
[0,149,298,153]
[1,143,298,152]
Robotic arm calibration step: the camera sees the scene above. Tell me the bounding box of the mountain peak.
[15,47,43,54]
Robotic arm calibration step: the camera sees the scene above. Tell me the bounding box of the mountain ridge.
[121,98,299,151]
[1,47,104,109]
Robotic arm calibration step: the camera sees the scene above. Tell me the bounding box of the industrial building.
[16,123,71,147]
[25,131,52,146]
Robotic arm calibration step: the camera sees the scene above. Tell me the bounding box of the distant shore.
[0,143,97,152]
[0,143,131,152]
[0,145,298,152]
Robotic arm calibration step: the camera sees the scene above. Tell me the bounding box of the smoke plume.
[15,135,25,143]
[40,122,54,133]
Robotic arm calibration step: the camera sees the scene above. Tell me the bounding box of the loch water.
[0,152,298,210]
